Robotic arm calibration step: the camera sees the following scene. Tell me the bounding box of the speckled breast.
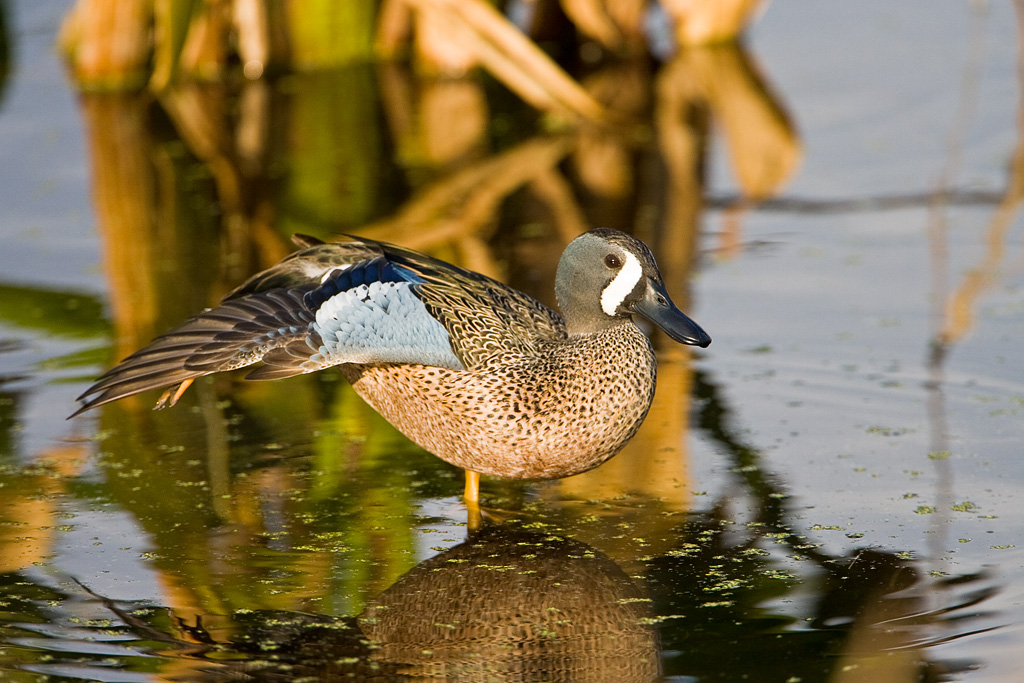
[340,324,658,480]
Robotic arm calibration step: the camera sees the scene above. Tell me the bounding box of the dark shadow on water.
[0,519,996,683]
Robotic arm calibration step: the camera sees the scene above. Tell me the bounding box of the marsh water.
[2,1,1024,681]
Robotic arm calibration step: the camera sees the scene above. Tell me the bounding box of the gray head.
[555,229,711,347]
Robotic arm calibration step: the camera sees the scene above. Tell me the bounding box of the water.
[1,0,1023,681]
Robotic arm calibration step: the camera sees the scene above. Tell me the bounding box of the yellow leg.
[168,378,194,406]
[155,378,195,409]
[464,469,480,504]
[464,470,482,532]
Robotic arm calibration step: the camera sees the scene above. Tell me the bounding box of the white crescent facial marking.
[601,251,643,316]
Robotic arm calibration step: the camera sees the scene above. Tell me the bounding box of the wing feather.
[72,234,568,416]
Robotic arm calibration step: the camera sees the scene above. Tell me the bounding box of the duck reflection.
[357,527,657,681]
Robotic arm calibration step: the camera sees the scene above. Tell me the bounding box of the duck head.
[555,228,711,348]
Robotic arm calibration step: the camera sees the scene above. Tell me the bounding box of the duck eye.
[604,253,621,269]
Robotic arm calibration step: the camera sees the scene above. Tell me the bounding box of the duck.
[72,228,711,504]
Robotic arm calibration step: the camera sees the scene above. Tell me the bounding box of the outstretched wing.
[72,234,566,415]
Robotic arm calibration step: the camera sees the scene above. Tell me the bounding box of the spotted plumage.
[72,229,710,488]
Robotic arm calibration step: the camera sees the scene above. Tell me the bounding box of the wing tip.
[292,233,325,248]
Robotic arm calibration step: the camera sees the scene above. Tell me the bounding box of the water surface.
[1,1,1022,681]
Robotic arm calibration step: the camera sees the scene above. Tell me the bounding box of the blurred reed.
[59,1,765,104]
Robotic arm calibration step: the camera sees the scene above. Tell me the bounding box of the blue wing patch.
[302,260,465,372]
[303,257,414,311]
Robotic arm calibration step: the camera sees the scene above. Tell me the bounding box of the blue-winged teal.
[73,229,710,502]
